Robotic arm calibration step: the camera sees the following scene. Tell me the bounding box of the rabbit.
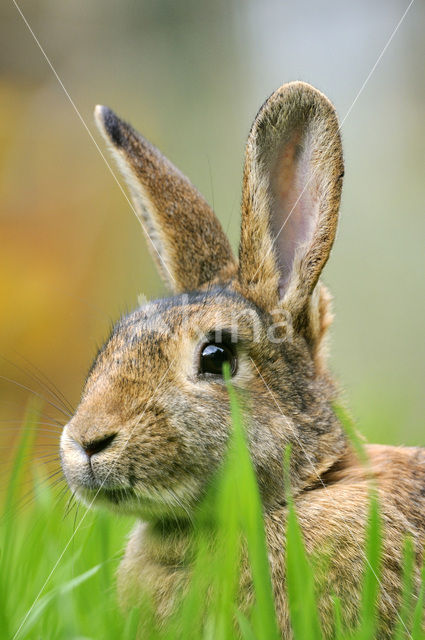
[60,81,425,638]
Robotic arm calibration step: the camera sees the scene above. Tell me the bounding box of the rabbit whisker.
[0,375,72,419]
[10,350,75,415]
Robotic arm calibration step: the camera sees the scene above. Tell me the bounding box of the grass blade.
[284,447,323,640]
[224,368,280,640]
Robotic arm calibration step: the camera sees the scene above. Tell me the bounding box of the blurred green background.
[0,0,424,471]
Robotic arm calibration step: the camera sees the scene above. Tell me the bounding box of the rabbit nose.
[82,433,117,458]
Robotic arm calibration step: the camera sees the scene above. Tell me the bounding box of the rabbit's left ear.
[238,82,344,336]
[95,106,236,293]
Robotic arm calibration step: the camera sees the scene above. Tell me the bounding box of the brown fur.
[60,82,425,638]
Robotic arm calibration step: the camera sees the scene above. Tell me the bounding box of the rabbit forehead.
[112,287,264,342]
[83,286,263,392]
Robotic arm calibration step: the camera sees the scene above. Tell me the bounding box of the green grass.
[1,392,424,639]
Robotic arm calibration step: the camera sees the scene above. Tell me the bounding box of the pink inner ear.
[271,130,319,298]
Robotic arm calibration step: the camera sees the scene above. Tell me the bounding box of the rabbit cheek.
[169,398,231,480]
[131,429,181,487]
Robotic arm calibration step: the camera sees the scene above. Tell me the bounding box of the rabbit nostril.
[83,433,117,458]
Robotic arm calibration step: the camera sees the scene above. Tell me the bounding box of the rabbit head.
[60,81,346,518]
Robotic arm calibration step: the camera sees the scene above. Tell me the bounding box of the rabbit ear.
[95,106,236,293]
[238,82,343,328]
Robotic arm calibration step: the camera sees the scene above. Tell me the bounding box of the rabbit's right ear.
[95,106,236,293]
[238,82,344,339]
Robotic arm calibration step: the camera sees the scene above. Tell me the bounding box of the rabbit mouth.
[73,481,135,507]
[77,483,165,511]
[75,481,195,520]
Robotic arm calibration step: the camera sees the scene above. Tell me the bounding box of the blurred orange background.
[1,1,424,476]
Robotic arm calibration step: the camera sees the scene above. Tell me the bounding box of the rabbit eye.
[200,342,237,377]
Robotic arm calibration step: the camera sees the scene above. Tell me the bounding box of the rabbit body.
[60,82,425,638]
[117,445,425,638]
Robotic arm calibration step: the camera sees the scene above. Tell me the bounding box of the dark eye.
[200,342,237,377]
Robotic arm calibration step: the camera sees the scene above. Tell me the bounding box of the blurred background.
[0,0,424,478]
